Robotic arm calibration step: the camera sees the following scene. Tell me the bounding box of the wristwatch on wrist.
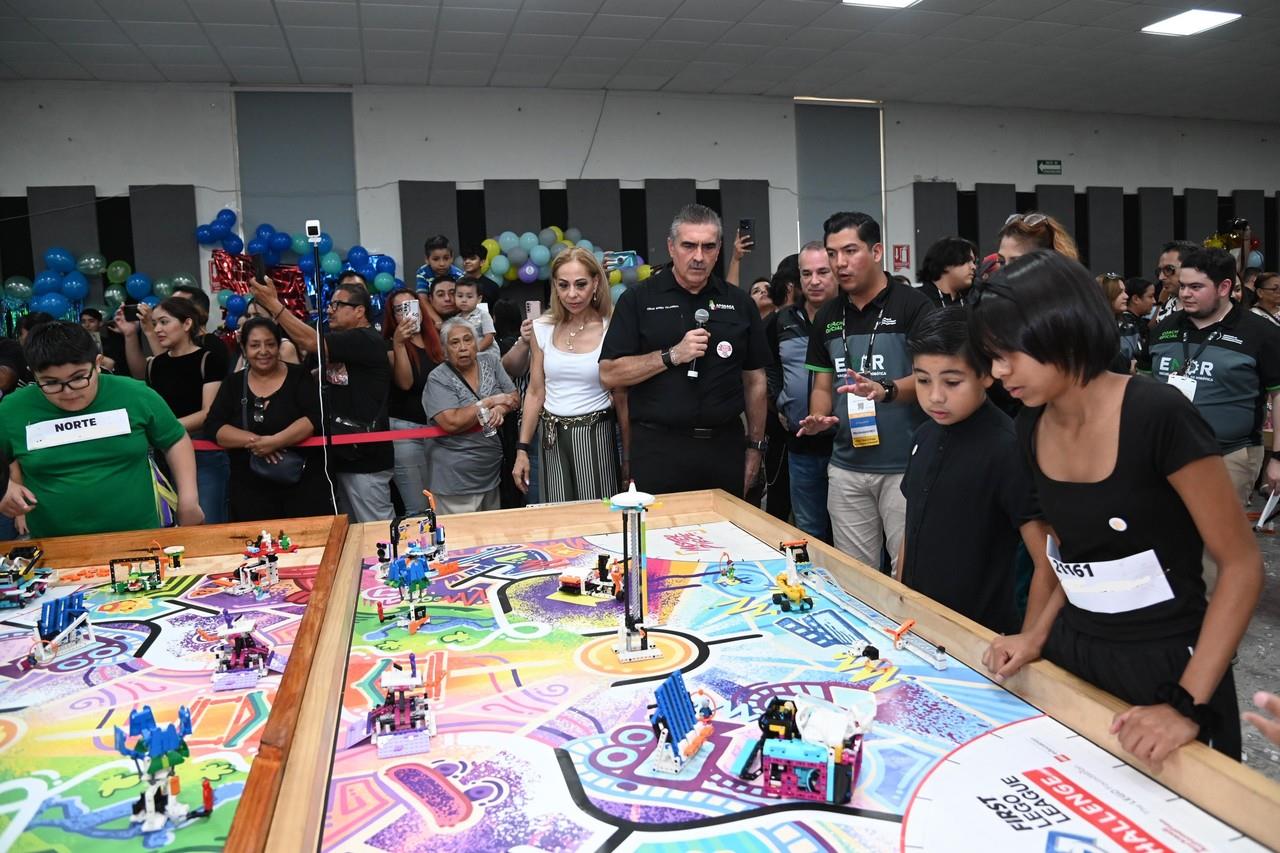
[661,348,676,369]
[747,438,768,452]
[1154,682,1215,731]
[516,441,532,453]
[878,378,898,403]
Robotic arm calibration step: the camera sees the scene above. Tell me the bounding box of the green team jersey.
[0,373,186,537]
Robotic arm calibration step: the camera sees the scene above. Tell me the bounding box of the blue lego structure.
[37,592,87,641]
[112,705,211,832]
[386,555,435,603]
[29,591,94,665]
[648,670,714,773]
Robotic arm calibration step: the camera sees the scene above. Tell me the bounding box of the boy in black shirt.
[897,309,1048,634]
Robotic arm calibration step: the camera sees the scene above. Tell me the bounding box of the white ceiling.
[1,0,1278,121]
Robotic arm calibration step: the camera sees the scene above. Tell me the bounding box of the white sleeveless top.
[533,317,612,416]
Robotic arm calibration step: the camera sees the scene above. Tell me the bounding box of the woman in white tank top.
[512,247,623,502]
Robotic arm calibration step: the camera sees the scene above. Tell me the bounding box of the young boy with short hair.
[452,277,496,351]
[415,234,463,292]
[897,308,1047,634]
[0,321,202,536]
[459,243,500,305]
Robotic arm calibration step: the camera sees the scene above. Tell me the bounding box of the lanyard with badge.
[1167,326,1220,402]
[842,302,886,448]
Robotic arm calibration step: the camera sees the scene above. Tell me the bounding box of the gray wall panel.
[235,92,359,250]
[975,183,1016,255]
[912,182,958,274]
[795,104,881,248]
[566,179,621,252]
[483,179,541,238]
[27,185,101,304]
[1085,186,1124,275]
[720,179,772,284]
[1183,188,1218,243]
[643,179,696,267]
[129,184,200,290]
[1233,189,1264,239]
[398,181,459,281]
[1138,187,1174,273]
[1035,184,1076,239]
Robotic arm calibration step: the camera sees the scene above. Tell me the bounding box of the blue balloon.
[529,244,550,266]
[263,249,281,266]
[226,294,247,315]
[142,295,161,308]
[357,264,377,281]
[576,239,594,252]
[297,254,316,273]
[31,292,72,317]
[222,234,244,255]
[317,233,334,254]
[209,221,230,240]
[489,255,511,275]
[126,273,153,300]
[394,277,404,289]
[34,270,63,295]
[269,231,293,252]
[255,223,276,241]
[497,231,519,253]
[195,224,215,245]
[61,271,89,300]
[43,247,75,273]
[347,245,369,267]
[519,231,539,252]
[375,256,397,275]
[215,208,238,226]
[246,238,267,255]
[226,312,239,331]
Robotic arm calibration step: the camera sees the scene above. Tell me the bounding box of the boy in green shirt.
[0,321,202,537]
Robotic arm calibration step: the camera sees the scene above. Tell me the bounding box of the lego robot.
[611,482,661,663]
[113,705,213,832]
[366,651,448,758]
[648,671,716,774]
[559,554,625,601]
[0,545,50,609]
[110,556,164,595]
[772,539,814,613]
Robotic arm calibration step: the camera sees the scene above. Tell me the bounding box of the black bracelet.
[516,442,532,453]
[1154,681,1215,731]
[661,348,676,369]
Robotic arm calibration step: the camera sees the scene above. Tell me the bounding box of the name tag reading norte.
[26,408,131,450]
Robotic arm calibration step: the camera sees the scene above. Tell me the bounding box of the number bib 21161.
[1046,536,1175,614]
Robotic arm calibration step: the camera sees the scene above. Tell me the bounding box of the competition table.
[262,491,1280,853]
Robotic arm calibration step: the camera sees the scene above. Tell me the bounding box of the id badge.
[847,393,880,447]
[1167,373,1197,402]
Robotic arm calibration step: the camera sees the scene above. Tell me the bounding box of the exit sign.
[1037,159,1063,175]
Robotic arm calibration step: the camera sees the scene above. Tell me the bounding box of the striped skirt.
[538,407,620,503]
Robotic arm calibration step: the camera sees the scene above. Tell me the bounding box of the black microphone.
[687,307,710,379]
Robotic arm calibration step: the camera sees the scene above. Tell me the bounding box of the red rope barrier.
[190,424,477,452]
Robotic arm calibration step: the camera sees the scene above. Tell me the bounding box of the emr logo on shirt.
[1156,356,1214,379]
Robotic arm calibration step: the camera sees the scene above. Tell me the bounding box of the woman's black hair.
[969,249,1118,383]
[239,316,282,351]
[918,236,977,284]
[908,307,990,376]
[23,321,99,372]
[156,297,205,344]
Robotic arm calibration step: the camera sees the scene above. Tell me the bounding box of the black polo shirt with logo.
[600,269,770,428]
[805,279,934,474]
[1147,305,1280,453]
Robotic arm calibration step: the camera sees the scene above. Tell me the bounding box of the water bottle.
[477,404,498,438]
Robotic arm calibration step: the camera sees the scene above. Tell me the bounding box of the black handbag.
[241,370,307,486]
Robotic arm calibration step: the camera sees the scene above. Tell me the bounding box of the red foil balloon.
[208,249,308,320]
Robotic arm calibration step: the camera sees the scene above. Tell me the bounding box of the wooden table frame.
[3,513,350,853]
[266,491,1280,851]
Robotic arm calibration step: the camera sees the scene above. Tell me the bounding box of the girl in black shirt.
[974,251,1261,767]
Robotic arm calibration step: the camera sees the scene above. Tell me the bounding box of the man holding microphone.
[600,204,770,497]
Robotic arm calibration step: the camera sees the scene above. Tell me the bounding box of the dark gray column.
[399,181,459,279]
[483,179,541,237]
[1085,186,1123,275]
[567,179,622,253]
[129,185,200,288]
[1035,184,1076,240]
[720,179,772,284]
[27,185,102,303]
[1183,188,1218,243]
[1137,187,1174,273]
[975,183,1016,255]
[912,181,958,272]
[1233,189,1264,238]
[643,179,696,267]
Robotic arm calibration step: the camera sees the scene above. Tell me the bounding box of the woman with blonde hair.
[512,247,624,502]
[997,212,1079,262]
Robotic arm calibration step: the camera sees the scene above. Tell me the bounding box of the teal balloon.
[497,231,519,252]
[576,239,593,252]
[373,272,396,292]
[103,285,126,307]
[170,273,198,290]
[76,253,106,276]
[529,244,551,266]
[321,251,343,275]
[4,276,32,303]
[486,271,502,286]
[519,231,538,252]
[152,279,174,298]
[217,289,233,307]
[537,264,550,280]
[610,283,626,304]
[291,234,310,255]
[550,242,568,258]
[489,254,511,275]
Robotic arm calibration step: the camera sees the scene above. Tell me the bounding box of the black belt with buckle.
[634,420,741,440]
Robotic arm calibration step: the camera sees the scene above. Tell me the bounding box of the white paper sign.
[26,408,130,450]
[1046,536,1174,614]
